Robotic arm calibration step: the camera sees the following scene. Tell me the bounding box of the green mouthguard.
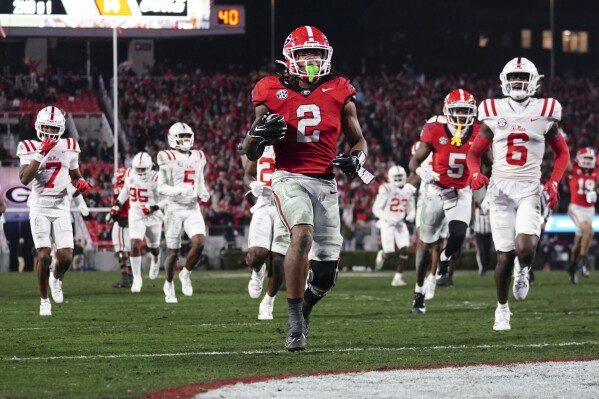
[306,65,319,82]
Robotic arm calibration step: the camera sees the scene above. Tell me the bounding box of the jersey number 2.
[296,104,321,143]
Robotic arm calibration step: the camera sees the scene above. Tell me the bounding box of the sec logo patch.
[439,137,448,145]
[276,89,288,100]
[498,118,508,129]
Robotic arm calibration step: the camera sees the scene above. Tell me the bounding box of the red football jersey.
[419,122,481,189]
[252,75,356,175]
[569,164,598,207]
[113,180,130,218]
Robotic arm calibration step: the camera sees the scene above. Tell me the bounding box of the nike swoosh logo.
[322,88,333,92]
[530,118,540,122]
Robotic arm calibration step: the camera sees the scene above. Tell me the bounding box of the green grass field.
[1,269,598,399]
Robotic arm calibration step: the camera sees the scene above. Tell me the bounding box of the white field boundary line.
[4,341,598,362]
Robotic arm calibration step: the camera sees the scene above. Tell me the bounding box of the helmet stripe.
[50,106,55,121]
[458,89,465,101]
[305,26,314,39]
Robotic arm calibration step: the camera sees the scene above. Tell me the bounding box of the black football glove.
[332,151,366,177]
[248,113,287,145]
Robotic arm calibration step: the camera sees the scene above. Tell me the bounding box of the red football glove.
[470,172,489,190]
[75,178,92,193]
[544,180,559,209]
[38,138,58,156]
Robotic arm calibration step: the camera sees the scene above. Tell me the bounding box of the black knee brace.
[444,221,468,258]
[307,260,338,298]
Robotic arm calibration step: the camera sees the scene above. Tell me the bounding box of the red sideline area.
[141,357,597,399]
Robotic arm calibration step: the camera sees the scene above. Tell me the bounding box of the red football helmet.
[282,26,333,82]
[576,147,596,169]
[443,89,477,128]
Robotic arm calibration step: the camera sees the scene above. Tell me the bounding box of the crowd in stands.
[2,62,599,240]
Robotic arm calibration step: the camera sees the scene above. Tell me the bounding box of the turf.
[0,269,598,399]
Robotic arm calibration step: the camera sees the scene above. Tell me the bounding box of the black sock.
[302,289,322,320]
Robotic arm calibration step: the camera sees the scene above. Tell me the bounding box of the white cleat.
[149,263,159,280]
[258,298,274,320]
[49,274,63,304]
[512,258,530,301]
[424,274,437,300]
[375,250,385,270]
[247,264,266,299]
[391,272,406,287]
[163,281,178,303]
[178,268,193,297]
[131,277,142,293]
[493,305,511,331]
[40,299,52,316]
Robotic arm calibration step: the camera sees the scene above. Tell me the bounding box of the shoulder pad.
[426,115,446,124]
[60,138,80,152]
[252,76,279,106]
[157,150,175,166]
[16,140,39,156]
[478,99,500,120]
[539,98,562,121]
[378,183,390,194]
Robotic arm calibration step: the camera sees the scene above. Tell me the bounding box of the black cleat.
[568,265,578,284]
[285,332,306,352]
[437,274,453,287]
[411,292,426,315]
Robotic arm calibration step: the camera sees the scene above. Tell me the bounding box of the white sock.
[395,272,402,278]
[151,254,159,269]
[180,267,191,277]
[440,250,449,262]
[130,256,142,279]
[498,302,509,310]
[415,284,424,293]
[41,297,50,303]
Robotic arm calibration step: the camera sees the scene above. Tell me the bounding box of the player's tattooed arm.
[19,163,40,185]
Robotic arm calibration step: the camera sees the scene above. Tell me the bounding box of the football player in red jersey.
[409,89,482,315]
[242,26,368,351]
[106,167,132,289]
[566,147,598,283]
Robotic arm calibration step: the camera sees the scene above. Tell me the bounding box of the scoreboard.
[0,1,245,37]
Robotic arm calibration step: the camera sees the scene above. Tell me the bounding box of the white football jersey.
[372,182,415,224]
[16,138,80,216]
[157,149,207,207]
[255,145,276,209]
[478,98,561,181]
[120,168,160,217]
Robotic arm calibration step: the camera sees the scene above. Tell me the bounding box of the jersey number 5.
[184,170,195,185]
[296,104,321,143]
[447,153,467,178]
[506,133,529,166]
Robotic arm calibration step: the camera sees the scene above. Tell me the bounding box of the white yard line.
[5,340,598,362]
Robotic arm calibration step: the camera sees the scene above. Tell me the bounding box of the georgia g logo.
[5,186,31,204]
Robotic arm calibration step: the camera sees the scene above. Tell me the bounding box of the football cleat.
[581,264,590,278]
[131,277,142,293]
[163,281,178,303]
[40,299,52,316]
[568,264,578,284]
[149,263,160,280]
[248,264,266,299]
[424,274,437,300]
[178,268,193,296]
[49,274,63,304]
[258,298,274,321]
[391,272,406,287]
[411,292,426,315]
[493,305,511,331]
[375,250,385,270]
[286,317,307,351]
[512,258,530,301]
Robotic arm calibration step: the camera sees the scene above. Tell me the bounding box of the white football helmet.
[168,122,194,151]
[388,165,407,187]
[576,147,596,169]
[35,106,66,141]
[500,57,542,100]
[132,152,153,179]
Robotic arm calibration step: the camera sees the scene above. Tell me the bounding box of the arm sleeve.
[467,134,492,174]
[372,189,388,219]
[548,132,570,182]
